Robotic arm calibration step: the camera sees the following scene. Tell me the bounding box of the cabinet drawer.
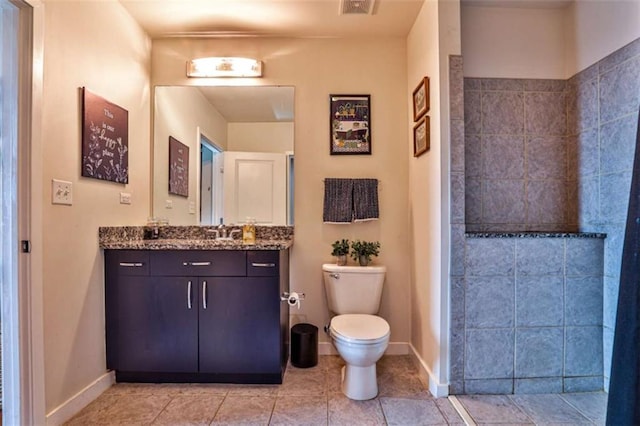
[150,250,247,276]
[106,250,150,276]
[247,251,279,277]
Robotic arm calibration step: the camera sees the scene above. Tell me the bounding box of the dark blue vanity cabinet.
[104,249,289,384]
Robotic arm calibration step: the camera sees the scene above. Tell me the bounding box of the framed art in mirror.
[412,77,429,121]
[169,136,189,197]
[330,94,371,155]
[413,115,430,158]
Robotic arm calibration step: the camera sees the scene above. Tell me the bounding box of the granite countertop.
[466,231,607,239]
[99,225,294,251]
[100,238,293,250]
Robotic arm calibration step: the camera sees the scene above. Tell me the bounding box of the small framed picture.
[412,77,430,121]
[330,94,371,155]
[413,116,430,157]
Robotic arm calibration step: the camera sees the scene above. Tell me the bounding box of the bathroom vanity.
[100,226,292,384]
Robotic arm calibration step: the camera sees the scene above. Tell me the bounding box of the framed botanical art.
[412,77,430,121]
[168,136,189,197]
[81,87,129,183]
[413,115,430,157]
[330,94,371,155]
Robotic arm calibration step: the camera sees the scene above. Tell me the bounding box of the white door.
[223,152,287,225]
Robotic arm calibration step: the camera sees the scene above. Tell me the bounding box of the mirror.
[153,85,294,226]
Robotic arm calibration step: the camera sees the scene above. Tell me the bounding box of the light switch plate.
[189,201,196,214]
[165,199,173,209]
[120,192,132,205]
[52,179,73,205]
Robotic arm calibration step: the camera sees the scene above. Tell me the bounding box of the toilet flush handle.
[330,273,340,279]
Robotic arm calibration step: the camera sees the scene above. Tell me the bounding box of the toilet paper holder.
[281,291,305,308]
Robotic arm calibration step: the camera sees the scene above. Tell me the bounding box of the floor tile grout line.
[506,394,537,424]
[448,396,477,426]
[147,394,173,424]
[557,392,603,425]
[209,391,229,425]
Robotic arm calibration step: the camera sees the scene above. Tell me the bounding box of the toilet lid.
[330,314,390,342]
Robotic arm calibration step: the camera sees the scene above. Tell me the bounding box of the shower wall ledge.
[466,232,606,239]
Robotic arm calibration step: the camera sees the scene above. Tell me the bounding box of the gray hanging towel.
[323,178,354,223]
[353,178,379,221]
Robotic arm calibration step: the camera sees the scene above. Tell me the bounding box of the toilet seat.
[330,314,390,345]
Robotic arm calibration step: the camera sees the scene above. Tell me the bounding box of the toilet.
[322,264,390,400]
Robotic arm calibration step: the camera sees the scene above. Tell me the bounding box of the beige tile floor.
[66,355,462,425]
[65,355,607,425]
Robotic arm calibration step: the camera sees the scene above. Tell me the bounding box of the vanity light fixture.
[186,57,263,78]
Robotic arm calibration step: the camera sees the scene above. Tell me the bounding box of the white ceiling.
[119,0,425,38]
[197,86,294,122]
[121,0,575,39]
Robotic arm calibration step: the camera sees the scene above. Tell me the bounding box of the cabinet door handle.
[202,281,208,310]
[251,262,276,268]
[119,262,144,267]
[183,261,211,267]
[187,281,192,310]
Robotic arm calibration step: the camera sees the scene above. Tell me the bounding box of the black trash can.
[291,323,318,368]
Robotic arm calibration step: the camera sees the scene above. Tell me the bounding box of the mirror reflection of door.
[223,151,287,225]
[200,135,222,225]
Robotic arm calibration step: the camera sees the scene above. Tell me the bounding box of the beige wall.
[461,5,566,79]
[407,0,461,395]
[40,0,151,414]
[152,37,412,344]
[153,86,228,225]
[228,122,294,153]
[565,0,640,76]
[462,2,640,79]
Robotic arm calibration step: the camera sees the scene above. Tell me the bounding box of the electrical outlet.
[52,179,73,205]
[120,192,132,205]
[165,199,173,209]
[189,201,196,214]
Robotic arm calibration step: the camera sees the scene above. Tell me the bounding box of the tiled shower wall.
[461,235,604,395]
[449,38,640,394]
[464,78,574,232]
[567,38,640,389]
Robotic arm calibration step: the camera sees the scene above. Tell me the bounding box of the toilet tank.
[322,264,386,315]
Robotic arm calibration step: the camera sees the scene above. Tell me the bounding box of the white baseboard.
[318,341,410,355]
[408,344,449,398]
[46,371,115,426]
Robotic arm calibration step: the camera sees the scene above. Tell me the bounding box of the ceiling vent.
[339,0,376,15]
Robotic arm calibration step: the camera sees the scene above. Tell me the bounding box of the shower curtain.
[607,107,640,424]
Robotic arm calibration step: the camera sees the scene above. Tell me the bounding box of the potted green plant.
[331,239,350,266]
[350,240,380,266]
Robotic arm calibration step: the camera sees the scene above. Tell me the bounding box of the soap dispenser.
[242,217,256,245]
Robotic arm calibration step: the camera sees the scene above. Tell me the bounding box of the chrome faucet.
[205,224,241,241]
[217,223,228,239]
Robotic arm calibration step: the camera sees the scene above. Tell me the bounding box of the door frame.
[5,0,46,424]
[197,130,223,225]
